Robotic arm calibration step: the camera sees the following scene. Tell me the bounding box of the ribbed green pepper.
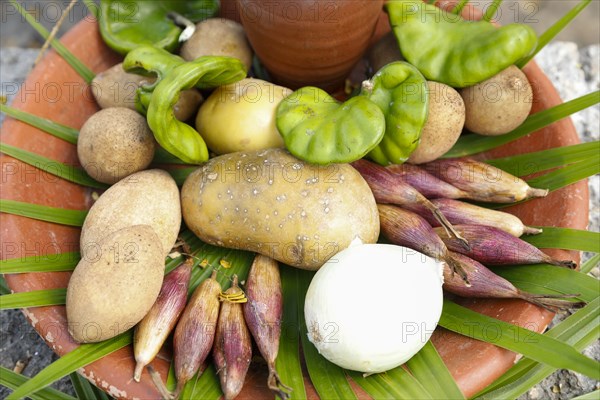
[386,0,537,87]
[147,57,246,164]
[98,0,219,55]
[276,87,386,165]
[122,46,185,115]
[361,61,428,165]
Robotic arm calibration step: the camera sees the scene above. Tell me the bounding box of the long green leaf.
[517,0,593,68]
[349,367,433,400]
[486,141,600,177]
[493,264,599,302]
[475,297,600,399]
[482,0,502,22]
[298,270,358,400]
[580,254,600,274]
[451,0,470,15]
[0,275,10,295]
[439,300,600,380]
[406,341,464,399]
[446,91,600,157]
[0,104,79,144]
[168,167,196,186]
[521,227,600,253]
[0,252,80,274]
[0,288,66,309]
[0,199,87,227]
[526,155,600,192]
[5,332,131,400]
[179,365,221,400]
[70,372,99,400]
[0,143,107,189]
[277,266,307,400]
[9,0,95,83]
[571,390,600,400]
[0,366,77,400]
[153,148,191,165]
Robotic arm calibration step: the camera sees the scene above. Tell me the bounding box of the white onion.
[304,243,444,373]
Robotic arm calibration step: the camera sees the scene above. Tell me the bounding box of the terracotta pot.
[1,12,589,400]
[237,0,385,91]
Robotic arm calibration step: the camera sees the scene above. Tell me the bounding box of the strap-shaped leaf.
[0,143,107,189]
[9,0,95,83]
[0,366,76,400]
[0,104,78,144]
[526,155,599,192]
[493,264,599,303]
[521,227,600,253]
[446,91,600,157]
[277,266,307,400]
[349,366,433,399]
[439,299,600,380]
[0,288,66,309]
[486,141,600,177]
[5,332,131,400]
[580,254,600,274]
[0,252,80,274]
[475,297,600,399]
[0,199,87,227]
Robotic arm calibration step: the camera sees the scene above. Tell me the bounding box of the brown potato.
[67,225,164,343]
[180,18,253,71]
[77,107,156,184]
[181,148,380,270]
[92,62,202,121]
[408,81,465,164]
[80,169,181,258]
[460,65,533,136]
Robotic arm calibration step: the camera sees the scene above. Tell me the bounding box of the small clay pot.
[237,0,384,91]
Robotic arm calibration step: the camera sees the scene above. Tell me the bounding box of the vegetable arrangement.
[0,0,599,400]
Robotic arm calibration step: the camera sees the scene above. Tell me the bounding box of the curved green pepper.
[386,0,537,87]
[122,46,185,115]
[361,61,428,165]
[147,57,247,164]
[276,87,386,165]
[99,0,219,55]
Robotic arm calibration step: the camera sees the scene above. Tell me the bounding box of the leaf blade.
[439,299,600,380]
[5,332,132,400]
[0,288,66,310]
[0,104,79,144]
[0,199,87,227]
[520,227,600,253]
[446,91,600,157]
[0,143,107,189]
[0,366,77,400]
[0,252,80,274]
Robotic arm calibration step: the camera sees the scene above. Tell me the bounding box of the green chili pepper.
[122,46,185,115]
[386,0,537,87]
[99,0,219,55]
[276,87,386,165]
[361,61,428,165]
[147,57,247,164]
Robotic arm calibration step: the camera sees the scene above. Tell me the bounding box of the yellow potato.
[195,78,291,155]
[80,169,181,257]
[181,148,380,270]
[67,225,164,343]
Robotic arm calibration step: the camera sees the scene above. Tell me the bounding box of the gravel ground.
[0,5,599,398]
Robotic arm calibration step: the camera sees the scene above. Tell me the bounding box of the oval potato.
[181,148,380,270]
[81,169,181,257]
[67,225,164,343]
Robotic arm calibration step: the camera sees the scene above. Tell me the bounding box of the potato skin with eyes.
[181,148,380,270]
[67,225,164,343]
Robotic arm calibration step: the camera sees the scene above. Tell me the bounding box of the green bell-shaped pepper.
[99,0,219,55]
[147,56,247,164]
[361,61,429,165]
[386,0,537,87]
[276,87,386,165]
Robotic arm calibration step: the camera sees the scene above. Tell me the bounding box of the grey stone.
[0,47,39,125]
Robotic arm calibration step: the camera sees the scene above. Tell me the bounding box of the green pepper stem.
[482,0,503,22]
[361,80,374,96]
[451,0,470,15]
